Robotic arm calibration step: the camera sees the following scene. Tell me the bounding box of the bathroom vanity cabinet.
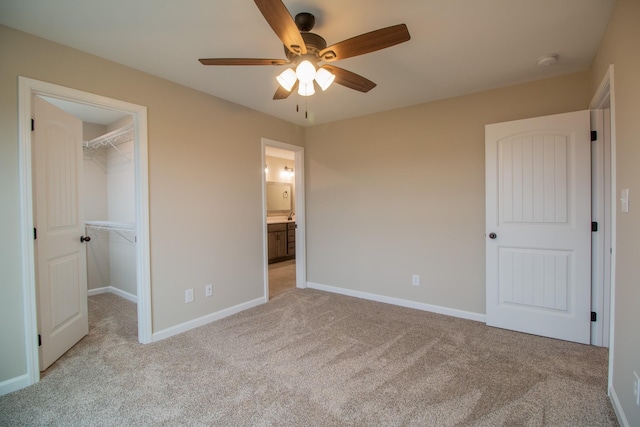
[267,222,295,263]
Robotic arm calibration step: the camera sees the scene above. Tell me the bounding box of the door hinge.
[591,312,597,322]
[590,130,597,142]
[34,227,37,240]
[31,119,35,131]
[591,222,598,232]
[38,334,41,346]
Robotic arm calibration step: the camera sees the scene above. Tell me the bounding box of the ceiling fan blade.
[199,58,289,66]
[254,0,307,55]
[273,81,298,100]
[321,65,376,93]
[319,24,410,62]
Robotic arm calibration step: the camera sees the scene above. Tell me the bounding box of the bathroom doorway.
[262,139,306,300]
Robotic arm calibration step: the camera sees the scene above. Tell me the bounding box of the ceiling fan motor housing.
[285,31,327,62]
[295,12,315,31]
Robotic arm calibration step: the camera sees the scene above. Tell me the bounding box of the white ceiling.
[1,0,615,127]
[265,146,295,160]
[41,96,130,126]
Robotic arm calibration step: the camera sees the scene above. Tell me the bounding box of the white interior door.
[33,95,89,370]
[485,110,591,344]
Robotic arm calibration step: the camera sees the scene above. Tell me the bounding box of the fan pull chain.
[294,92,308,120]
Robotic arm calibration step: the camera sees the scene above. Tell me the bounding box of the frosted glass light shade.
[315,68,335,91]
[295,60,316,83]
[298,81,315,96]
[276,68,297,91]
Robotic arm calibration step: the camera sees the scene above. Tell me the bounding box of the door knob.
[80,236,91,243]
[488,233,497,239]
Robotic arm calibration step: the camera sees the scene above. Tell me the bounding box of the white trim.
[590,107,612,348]
[261,138,307,301]
[87,286,138,303]
[17,79,39,389]
[589,65,617,393]
[590,108,604,346]
[0,374,31,397]
[307,282,486,323]
[609,385,630,427]
[17,77,153,391]
[293,148,307,290]
[134,100,152,345]
[261,144,269,299]
[590,66,613,110]
[152,297,266,342]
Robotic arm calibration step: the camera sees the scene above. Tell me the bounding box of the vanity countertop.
[267,217,295,224]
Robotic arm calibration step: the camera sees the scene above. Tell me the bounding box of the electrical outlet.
[185,288,194,303]
[205,284,213,297]
[634,371,640,406]
[412,274,420,287]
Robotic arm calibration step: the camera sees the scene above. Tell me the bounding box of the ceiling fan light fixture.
[298,81,315,97]
[296,60,316,84]
[276,68,297,91]
[315,68,335,91]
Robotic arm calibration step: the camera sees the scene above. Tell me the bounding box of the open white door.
[33,95,89,370]
[485,110,591,344]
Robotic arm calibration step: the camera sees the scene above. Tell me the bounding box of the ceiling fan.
[199,0,411,100]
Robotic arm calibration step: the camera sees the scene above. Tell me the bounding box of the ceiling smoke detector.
[537,54,559,67]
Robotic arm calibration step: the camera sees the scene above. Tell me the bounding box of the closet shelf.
[85,220,134,231]
[85,221,136,243]
[84,124,133,148]
[83,124,133,162]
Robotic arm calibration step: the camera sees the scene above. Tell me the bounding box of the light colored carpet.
[0,290,618,426]
[268,259,296,299]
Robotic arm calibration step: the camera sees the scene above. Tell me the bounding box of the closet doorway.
[78,105,138,305]
[262,139,306,300]
[18,78,151,386]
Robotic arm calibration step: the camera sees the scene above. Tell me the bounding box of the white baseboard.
[609,385,630,427]
[0,374,30,397]
[88,286,137,303]
[306,282,486,323]
[152,296,267,342]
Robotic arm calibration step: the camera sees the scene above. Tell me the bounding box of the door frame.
[589,65,617,389]
[261,138,306,297]
[18,77,152,387]
[590,75,614,348]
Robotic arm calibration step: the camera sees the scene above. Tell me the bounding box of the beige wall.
[0,25,303,383]
[590,0,640,424]
[265,155,295,216]
[304,72,590,315]
[83,124,110,292]
[265,155,295,185]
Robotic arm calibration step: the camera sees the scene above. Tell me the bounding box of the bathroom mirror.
[266,182,292,213]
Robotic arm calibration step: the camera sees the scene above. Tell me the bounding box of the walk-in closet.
[83,118,137,303]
